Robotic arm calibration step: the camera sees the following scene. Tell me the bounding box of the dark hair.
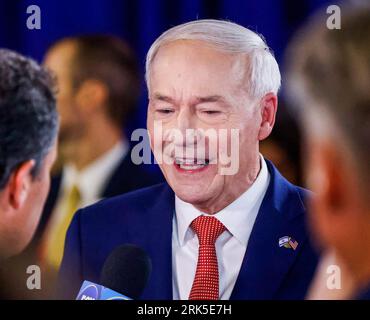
[64,35,140,127]
[287,7,370,188]
[0,49,58,189]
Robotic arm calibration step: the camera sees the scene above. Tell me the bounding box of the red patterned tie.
[189,216,226,300]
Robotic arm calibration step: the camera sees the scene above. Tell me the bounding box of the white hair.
[145,19,281,98]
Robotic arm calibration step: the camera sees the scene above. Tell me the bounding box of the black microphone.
[100,244,152,299]
[76,244,152,300]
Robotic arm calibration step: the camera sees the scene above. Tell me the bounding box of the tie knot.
[190,216,226,245]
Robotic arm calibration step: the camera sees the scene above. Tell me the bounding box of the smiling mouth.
[174,158,210,171]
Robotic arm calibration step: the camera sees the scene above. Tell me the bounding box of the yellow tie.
[43,184,81,270]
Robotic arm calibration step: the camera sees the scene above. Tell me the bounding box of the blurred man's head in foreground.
[287,7,370,290]
[44,35,140,145]
[0,49,58,260]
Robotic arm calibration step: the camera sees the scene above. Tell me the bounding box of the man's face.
[17,143,57,254]
[147,41,263,211]
[4,142,57,257]
[44,42,83,142]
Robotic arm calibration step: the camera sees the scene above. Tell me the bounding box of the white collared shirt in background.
[61,140,128,207]
[172,155,270,300]
[44,140,128,240]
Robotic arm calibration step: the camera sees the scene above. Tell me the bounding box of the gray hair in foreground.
[286,6,370,189]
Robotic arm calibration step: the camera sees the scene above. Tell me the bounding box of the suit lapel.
[102,148,164,198]
[134,162,308,300]
[101,153,131,197]
[230,161,309,299]
[138,184,175,300]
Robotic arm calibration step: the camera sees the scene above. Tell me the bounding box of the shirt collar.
[175,154,270,246]
[62,140,128,206]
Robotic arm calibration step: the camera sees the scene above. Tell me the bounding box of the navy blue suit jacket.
[57,160,319,300]
[33,149,163,246]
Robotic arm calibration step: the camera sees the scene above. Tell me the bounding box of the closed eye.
[201,110,221,115]
[156,109,174,114]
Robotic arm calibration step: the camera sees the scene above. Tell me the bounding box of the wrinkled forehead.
[149,40,249,98]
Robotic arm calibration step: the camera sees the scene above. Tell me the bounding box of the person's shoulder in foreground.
[57,160,319,300]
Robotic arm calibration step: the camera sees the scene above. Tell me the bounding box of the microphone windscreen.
[100,244,152,300]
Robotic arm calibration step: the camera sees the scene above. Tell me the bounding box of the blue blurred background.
[0,0,333,130]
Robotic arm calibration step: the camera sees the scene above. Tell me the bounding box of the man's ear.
[8,160,35,210]
[258,93,278,141]
[75,79,108,115]
[314,142,349,213]
[306,139,354,249]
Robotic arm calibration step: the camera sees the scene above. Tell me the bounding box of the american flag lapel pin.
[279,236,298,251]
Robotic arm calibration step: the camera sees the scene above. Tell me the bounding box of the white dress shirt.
[44,141,128,239]
[172,155,270,300]
[60,140,128,207]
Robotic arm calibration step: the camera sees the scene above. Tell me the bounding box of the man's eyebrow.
[194,95,226,104]
[151,93,176,103]
[151,93,227,105]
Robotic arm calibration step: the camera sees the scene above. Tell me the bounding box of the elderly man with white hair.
[58,19,319,300]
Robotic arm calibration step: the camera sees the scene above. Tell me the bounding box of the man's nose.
[173,108,198,147]
[176,108,192,132]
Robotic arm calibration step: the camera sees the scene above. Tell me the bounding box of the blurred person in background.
[287,6,370,299]
[41,35,163,268]
[16,35,163,297]
[0,49,58,298]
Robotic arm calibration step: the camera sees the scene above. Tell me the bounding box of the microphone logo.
[76,280,132,300]
[76,282,101,300]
